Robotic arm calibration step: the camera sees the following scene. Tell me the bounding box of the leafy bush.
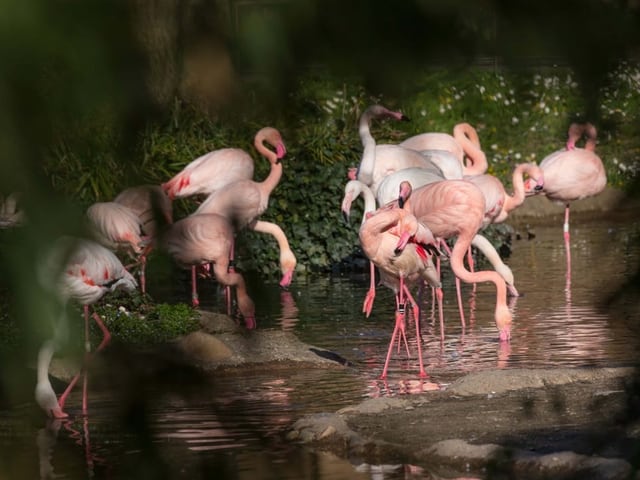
[43,65,640,278]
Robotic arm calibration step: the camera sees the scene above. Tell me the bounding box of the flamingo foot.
[362,289,375,317]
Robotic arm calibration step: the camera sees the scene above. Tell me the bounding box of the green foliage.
[93,291,200,344]
[43,65,640,278]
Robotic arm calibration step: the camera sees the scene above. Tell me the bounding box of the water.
[2,215,639,479]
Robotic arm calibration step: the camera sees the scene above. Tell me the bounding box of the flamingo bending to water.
[112,184,173,293]
[398,180,512,342]
[194,127,295,288]
[162,213,256,328]
[35,237,138,418]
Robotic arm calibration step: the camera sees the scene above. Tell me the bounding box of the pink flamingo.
[466,162,544,227]
[525,123,606,278]
[374,168,518,300]
[463,163,545,296]
[354,105,446,194]
[525,122,606,244]
[85,201,147,291]
[400,122,488,175]
[359,203,440,378]
[162,127,285,200]
[162,213,256,328]
[194,127,295,288]
[398,180,513,342]
[113,184,173,293]
[35,237,138,418]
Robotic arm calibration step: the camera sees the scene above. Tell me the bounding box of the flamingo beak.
[394,231,411,254]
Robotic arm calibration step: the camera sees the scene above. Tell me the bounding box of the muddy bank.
[288,367,640,480]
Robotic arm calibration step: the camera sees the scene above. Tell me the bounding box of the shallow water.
[2,215,639,479]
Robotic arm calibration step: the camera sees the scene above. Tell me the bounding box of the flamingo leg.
[191,266,199,307]
[439,240,466,327]
[435,286,445,343]
[564,204,572,281]
[403,284,427,378]
[362,261,377,317]
[58,307,112,416]
[467,247,477,294]
[138,254,147,295]
[226,241,235,316]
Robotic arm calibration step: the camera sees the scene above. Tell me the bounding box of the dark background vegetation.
[0,0,639,477]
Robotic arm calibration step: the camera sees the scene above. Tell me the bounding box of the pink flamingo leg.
[381,307,407,379]
[226,242,235,316]
[467,247,477,294]
[435,286,445,343]
[563,204,572,278]
[139,254,147,295]
[439,240,466,327]
[191,266,199,307]
[59,307,112,415]
[402,284,427,378]
[362,261,377,316]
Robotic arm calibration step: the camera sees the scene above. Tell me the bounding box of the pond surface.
[1,215,639,479]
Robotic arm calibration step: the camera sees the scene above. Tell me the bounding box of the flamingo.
[359,203,440,378]
[398,180,513,342]
[162,213,256,329]
[374,167,519,299]
[466,162,545,227]
[193,127,295,288]
[86,201,146,290]
[400,122,488,175]
[112,184,173,293]
[525,122,606,244]
[35,237,138,418]
[354,104,446,195]
[162,126,285,200]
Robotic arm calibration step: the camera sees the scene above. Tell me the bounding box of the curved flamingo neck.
[567,122,597,151]
[259,157,283,196]
[449,233,508,319]
[358,182,377,223]
[454,123,487,175]
[252,220,296,273]
[357,111,377,186]
[503,163,530,214]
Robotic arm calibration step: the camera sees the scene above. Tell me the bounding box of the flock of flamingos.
[30,104,607,419]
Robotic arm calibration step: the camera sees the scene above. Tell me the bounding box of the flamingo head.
[397,181,412,209]
[347,167,358,180]
[523,176,544,196]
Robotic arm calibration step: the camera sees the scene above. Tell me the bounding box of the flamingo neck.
[503,163,529,213]
[359,183,377,223]
[357,112,376,186]
[260,157,283,195]
[454,124,487,175]
[449,233,507,304]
